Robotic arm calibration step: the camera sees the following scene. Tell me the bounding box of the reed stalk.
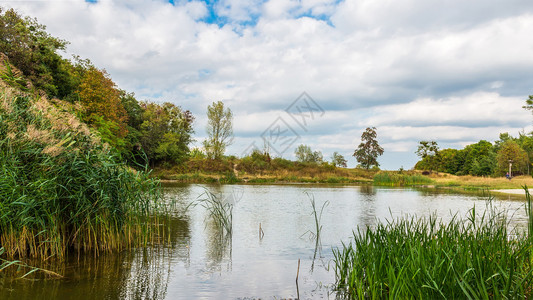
[191,189,233,237]
[333,197,533,298]
[0,86,166,264]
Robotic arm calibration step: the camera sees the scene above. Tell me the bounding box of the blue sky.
[7,0,533,169]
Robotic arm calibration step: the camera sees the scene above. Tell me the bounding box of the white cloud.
[4,0,533,169]
[364,92,530,128]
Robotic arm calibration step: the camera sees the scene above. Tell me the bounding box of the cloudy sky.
[4,0,533,169]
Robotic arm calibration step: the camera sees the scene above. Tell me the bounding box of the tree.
[415,141,439,172]
[77,67,129,142]
[496,140,529,176]
[0,8,77,98]
[522,94,533,114]
[461,140,495,175]
[353,127,384,169]
[331,152,347,168]
[203,101,233,160]
[294,144,323,163]
[139,102,194,165]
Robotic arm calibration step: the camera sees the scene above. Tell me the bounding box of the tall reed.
[333,199,533,298]
[191,189,233,237]
[307,193,328,271]
[0,86,165,261]
[373,171,433,186]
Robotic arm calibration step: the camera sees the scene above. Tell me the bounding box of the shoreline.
[491,188,529,195]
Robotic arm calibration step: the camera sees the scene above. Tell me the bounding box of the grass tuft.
[333,196,533,298]
[373,171,433,186]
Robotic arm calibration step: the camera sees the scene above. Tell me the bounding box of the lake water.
[1,184,529,299]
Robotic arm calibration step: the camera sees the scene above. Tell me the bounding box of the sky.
[4,0,533,169]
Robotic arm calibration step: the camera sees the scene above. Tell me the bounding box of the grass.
[307,194,328,271]
[431,174,533,190]
[0,84,166,263]
[190,189,233,237]
[373,171,434,186]
[156,170,372,184]
[153,156,377,184]
[332,190,533,298]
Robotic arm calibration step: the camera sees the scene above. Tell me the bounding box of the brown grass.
[427,172,533,189]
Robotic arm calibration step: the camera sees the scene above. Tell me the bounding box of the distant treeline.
[414,132,532,176]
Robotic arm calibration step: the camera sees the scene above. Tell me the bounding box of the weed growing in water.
[0,86,167,263]
[332,193,533,298]
[190,189,234,237]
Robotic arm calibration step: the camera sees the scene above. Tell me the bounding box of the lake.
[1,184,529,299]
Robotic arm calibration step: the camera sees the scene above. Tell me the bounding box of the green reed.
[373,171,433,186]
[333,195,533,299]
[191,189,233,237]
[0,89,166,261]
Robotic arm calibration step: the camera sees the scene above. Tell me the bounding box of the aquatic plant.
[373,171,433,186]
[333,198,533,298]
[191,189,233,237]
[0,85,165,260]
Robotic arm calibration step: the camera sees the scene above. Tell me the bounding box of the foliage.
[415,140,439,172]
[239,149,271,173]
[353,127,384,169]
[373,171,434,186]
[0,59,28,91]
[0,8,78,99]
[203,101,233,160]
[333,200,533,299]
[496,140,529,176]
[331,151,347,168]
[77,67,129,140]
[295,144,323,164]
[139,102,194,166]
[0,86,164,260]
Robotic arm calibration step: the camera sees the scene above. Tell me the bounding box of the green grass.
[332,190,533,298]
[0,87,166,261]
[190,189,233,237]
[373,171,434,186]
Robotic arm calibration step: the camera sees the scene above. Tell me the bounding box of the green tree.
[203,101,233,160]
[437,148,461,174]
[0,8,77,98]
[139,102,194,165]
[460,140,495,175]
[353,127,384,169]
[77,67,129,142]
[295,144,323,163]
[415,141,439,172]
[496,140,529,176]
[331,151,347,168]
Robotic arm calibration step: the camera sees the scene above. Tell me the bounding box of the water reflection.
[1,213,191,300]
[2,184,530,299]
[359,184,378,229]
[205,221,232,271]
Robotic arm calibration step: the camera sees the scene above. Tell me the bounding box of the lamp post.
[508,159,513,178]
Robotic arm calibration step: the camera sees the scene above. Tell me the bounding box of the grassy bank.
[373,171,434,186]
[0,83,165,261]
[429,173,533,190]
[153,163,376,184]
[333,190,533,298]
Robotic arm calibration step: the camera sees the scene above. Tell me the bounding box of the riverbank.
[154,166,533,190]
[152,165,376,184]
[427,173,533,190]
